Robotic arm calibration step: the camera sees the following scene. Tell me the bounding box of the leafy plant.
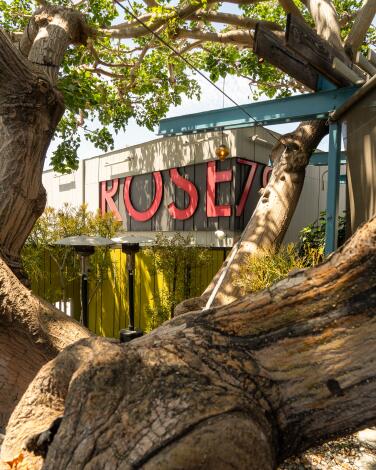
[21,204,121,308]
[234,244,321,295]
[298,211,346,259]
[235,212,347,295]
[144,233,210,331]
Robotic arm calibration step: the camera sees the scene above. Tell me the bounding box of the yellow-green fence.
[31,248,227,338]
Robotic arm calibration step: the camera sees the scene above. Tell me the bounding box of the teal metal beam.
[159,86,359,135]
[325,122,342,256]
[310,151,347,166]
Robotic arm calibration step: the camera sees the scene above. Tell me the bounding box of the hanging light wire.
[113,0,281,145]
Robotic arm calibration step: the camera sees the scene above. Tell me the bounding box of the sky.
[46,73,323,166]
[46,0,370,166]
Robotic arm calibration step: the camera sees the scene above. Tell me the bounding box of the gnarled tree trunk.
[0,8,91,434]
[0,258,89,435]
[1,216,376,469]
[0,7,88,279]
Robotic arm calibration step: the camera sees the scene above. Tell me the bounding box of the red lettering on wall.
[100,179,122,221]
[206,161,232,217]
[236,159,259,216]
[124,172,163,222]
[168,168,199,220]
[262,166,273,188]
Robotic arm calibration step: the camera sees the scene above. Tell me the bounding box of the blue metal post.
[325,122,342,256]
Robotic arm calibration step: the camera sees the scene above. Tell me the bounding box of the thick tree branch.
[190,11,282,31]
[176,120,328,313]
[0,259,89,433]
[104,0,218,38]
[278,0,305,22]
[302,0,343,51]
[177,28,254,46]
[344,0,376,58]
[179,40,204,54]
[2,216,376,468]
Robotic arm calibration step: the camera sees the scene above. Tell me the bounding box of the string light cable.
[113,0,281,146]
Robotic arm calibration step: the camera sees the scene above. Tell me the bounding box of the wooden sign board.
[285,14,353,87]
[253,23,319,91]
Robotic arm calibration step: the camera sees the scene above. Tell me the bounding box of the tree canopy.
[1,0,374,172]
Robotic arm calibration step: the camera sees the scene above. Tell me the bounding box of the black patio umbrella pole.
[54,236,115,326]
[80,255,89,327]
[128,264,135,331]
[120,242,143,343]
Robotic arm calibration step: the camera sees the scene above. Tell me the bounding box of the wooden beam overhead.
[253,23,319,91]
[285,14,354,87]
[332,58,365,85]
[355,51,376,77]
[368,49,376,68]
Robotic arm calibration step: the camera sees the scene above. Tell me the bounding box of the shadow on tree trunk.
[1,216,376,469]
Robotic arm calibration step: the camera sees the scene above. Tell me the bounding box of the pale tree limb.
[182,120,328,309]
[190,11,282,31]
[104,0,219,38]
[82,66,130,78]
[179,40,204,54]
[301,0,343,50]
[177,28,254,46]
[278,0,306,22]
[104,0,264,38]
[344,0,376,58]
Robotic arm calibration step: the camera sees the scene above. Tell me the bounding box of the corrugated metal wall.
[31,248,227,338]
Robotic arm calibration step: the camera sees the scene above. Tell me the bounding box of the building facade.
[43,126,345,247]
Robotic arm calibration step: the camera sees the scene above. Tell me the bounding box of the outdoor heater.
[54,235,114,327]
[113,235,153,343]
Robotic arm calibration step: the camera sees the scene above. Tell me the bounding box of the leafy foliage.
[233,244,322,295]
[144,233,210,331]
[235,211,347,295]
[1,0,374,171]
[21,204,121,304]
[298,211,347,258]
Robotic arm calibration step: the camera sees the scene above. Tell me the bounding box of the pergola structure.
[159,85,359,255]
[157,10,376,256]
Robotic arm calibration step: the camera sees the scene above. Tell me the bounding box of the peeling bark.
[0,258,90,434]
[0,6,88,279]
[0,6,90,434]
[1,217,376,469]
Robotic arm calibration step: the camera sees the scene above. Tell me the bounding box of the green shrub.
[144,233,210,331]
[298,211,346,259]
[235,212,346,295]
[234,244,321,295]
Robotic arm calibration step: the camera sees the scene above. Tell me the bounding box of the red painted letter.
[168,168,199,220]
[262,165,273,188]
[206,161,232,217]
[236,158,259,216]
[124,172,163,222]
[100,179,122,221]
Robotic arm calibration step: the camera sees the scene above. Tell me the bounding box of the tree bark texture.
[1,216,376,469]
[176,119,328,314]
[0,8,91,433]
[0,258,90,435]
[0,30,62,277]
[344,0,376,58]
[0,7,88,279]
